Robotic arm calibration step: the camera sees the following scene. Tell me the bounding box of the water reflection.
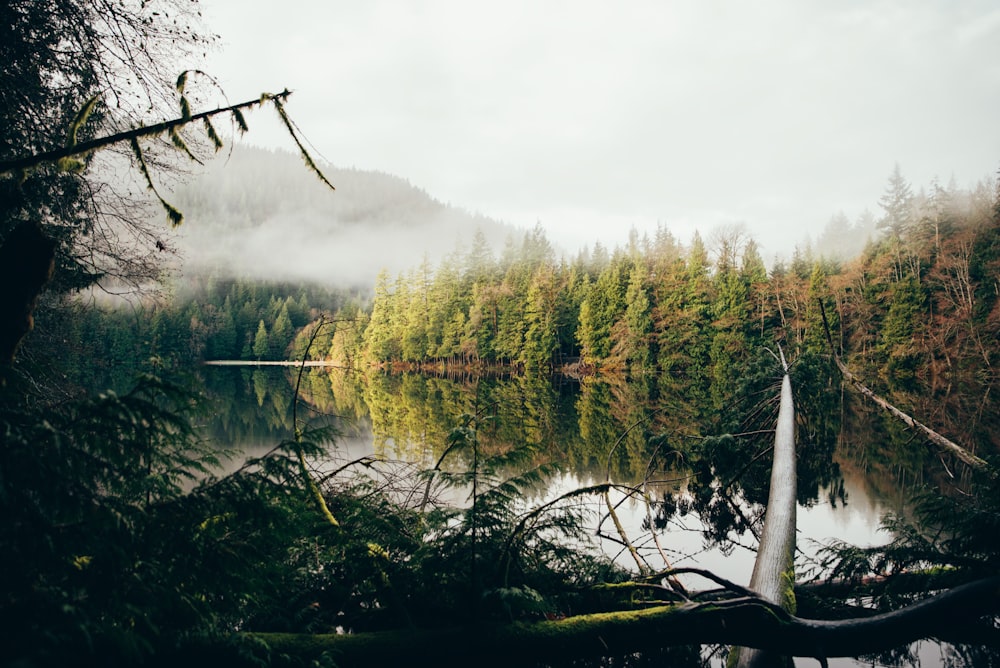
[195,364,990,667]
[195,365,903,559]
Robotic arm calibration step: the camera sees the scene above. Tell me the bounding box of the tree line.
[5,0,999,661]
[69,164,1000,413]
[328,166,1000,392]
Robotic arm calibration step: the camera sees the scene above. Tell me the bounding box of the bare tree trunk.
[736,349,797,668]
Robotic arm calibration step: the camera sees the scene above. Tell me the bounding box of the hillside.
[169,145,518,287]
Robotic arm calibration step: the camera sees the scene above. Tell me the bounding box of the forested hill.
[170,144,518,287]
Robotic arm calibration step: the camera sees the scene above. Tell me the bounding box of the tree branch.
[817,299,989,471]
[229,575,1000,667]
[0,91,293,176]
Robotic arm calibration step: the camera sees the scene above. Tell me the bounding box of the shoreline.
[203,360,343,367]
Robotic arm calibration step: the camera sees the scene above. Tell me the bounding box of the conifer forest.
[2,1,1000,667]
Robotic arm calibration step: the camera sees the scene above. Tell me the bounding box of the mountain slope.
[170,145,517,286]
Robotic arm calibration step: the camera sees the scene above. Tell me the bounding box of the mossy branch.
[3,87,337,226]
[270,94,336,191]
[225,575,1000,667]
[600,417,652,574]
[290,315,339,528]
[1,92,291,176]
[130,137,184,226]
[66,95,100,148]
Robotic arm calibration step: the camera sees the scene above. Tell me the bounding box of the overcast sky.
[198,0,1000,259]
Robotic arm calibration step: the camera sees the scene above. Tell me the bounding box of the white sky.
[197,0,1000,258]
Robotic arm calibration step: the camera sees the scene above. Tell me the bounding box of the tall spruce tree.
[878,163,915,238]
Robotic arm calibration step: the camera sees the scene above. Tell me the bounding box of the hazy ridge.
[170,145,519,287]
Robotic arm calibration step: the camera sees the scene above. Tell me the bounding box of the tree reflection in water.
[197,362,998,667]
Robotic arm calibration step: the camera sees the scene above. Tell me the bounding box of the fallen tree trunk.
[748,371,797,609]
[833,357,988,470]
[817,299,988,471]
[212,576,1000,668]
[736,353,798,668]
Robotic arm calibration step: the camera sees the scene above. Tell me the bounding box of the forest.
[73,164,999,402]
[2,0,1000,667]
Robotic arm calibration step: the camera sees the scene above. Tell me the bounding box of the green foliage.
[253,320,270,360]
[0,376,212,660]
[878,163,915,237]
[816,456,1000,615]
[37,277,349,377]
[0,365,356,666]
[324,167,1000,395]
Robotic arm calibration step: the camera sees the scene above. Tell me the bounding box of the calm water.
[196,364,990,667]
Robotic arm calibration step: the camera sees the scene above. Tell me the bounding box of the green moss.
[248,605,699,666]
[781,568,797,615]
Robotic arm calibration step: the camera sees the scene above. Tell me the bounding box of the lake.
[196,363,993,667]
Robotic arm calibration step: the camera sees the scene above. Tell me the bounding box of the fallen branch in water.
[817,299,989,471]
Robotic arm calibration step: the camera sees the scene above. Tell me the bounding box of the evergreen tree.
[366,269,402,362]
[655,233,713,418]
[253,319,269,360]
[740,238,771,342]
[464,227,496,286]
[577,257,628,365]
[878,275,926,381]
[616,260,655,371]
[426,255,463,360]
[0,0,212,294]
[804,262,836,354]
[270,304,293,359]
[492,271,526,364]
[878,163,915,237]
[399,272,427,363]
[207,302,238,360]
[520,267,558,370]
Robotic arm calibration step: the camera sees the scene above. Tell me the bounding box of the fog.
[194,0,1000,262]
[170,146,516,286]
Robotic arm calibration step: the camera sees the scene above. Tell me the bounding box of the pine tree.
[617,261,655,371]
[365,269,402,362]
[520,267,558,370]
[270,304,293,359]
[252,319,269,360]
[805,262,837,354]
[878,163,915,238]
[577,257,628,365]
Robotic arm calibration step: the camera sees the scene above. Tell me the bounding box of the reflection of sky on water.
[199,366,950,667]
